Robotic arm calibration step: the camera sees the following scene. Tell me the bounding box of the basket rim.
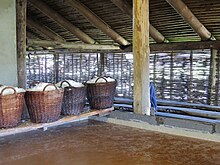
[25,88,64,93]
[0,92,25,97]
[63,86,86,89]
[86,81,117,85]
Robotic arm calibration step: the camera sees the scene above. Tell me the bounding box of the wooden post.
[16,0,27,88]
[98,53,105,76]
[189,50,193,102]
[54,54,59,83]
[207,49,217,105]
[133,0,150,115]
[153,53,157,85]
[170,52,174,100]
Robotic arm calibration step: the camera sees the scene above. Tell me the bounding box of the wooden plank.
[133,0,150,115]
[29,0,95,44]
[16,0,27,88]
[0,107,114,137]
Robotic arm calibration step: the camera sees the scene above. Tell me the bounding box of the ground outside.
[0,120,220,165]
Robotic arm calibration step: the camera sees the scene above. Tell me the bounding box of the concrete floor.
[0,120,220,165]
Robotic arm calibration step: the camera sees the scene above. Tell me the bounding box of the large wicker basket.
[60,81,86,115]
[0,87,25,128]
[25,84,64,123]
[86,77,116,109]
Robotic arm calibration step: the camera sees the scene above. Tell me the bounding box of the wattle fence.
[26,49,220,106]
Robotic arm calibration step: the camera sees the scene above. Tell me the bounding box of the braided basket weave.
[60,81,86,115]
[0,87,25,128]
[25,84,64,123]
[86,77,116,109]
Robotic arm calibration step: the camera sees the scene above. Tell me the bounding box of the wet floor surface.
[0,120,220,165]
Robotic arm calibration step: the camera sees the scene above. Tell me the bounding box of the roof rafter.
[166,0,212,41]
[27,18,64,42]
[27,39,120,51]
[111,0,166,43]
[26,31,39,39]
[65,0,129,46]
[29,0,96,44]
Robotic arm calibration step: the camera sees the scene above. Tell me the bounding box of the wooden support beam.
[98,53,105,76]
[29,0,95,44]
[133,0,150,115]
[111,0,165,43]
[27,39,120,51]
[207,49,217,105]
[166,0,211,40]
[27,19,64,42]
[121,41,220,52]
[65,0,129,46]
[16,0,27,88]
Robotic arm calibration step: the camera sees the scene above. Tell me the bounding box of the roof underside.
[27,0,220,46]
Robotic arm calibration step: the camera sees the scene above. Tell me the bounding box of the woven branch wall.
[26,49,220,105]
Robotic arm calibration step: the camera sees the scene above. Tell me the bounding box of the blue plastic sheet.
[150,82,157,112]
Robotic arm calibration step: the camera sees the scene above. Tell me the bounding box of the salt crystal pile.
[0,86,25,96]
[56,80,84,88]
[27,83,57,91]
[86,77,115,84]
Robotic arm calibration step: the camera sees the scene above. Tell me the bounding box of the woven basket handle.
[43,84,58,91]
[95,77,108,83]
[0,84,3,87]
[1,87,16,95]
[60,81,72,88]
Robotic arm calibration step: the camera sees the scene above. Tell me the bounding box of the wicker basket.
[86,77,116,109]
[25,84,64,123]
[0,87,25,128]
[60,81,86,115]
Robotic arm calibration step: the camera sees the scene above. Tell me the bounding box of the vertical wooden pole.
[54,54,59,83]
[79,54,82,81]
[207,49,217,105]
[98,53,105,76]
[16,0,27,88]
[72,54,74,79]
[153,53,157,85]
[88,54,91,79]
[215,50,220,105]
[63,54,66,80]
[170,52,174,100]
[133,0,150,115]
[189,50,193,102]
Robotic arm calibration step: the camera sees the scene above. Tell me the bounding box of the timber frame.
[16,0,220,116]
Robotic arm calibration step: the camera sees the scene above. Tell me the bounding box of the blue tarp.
[150,82,157,111]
